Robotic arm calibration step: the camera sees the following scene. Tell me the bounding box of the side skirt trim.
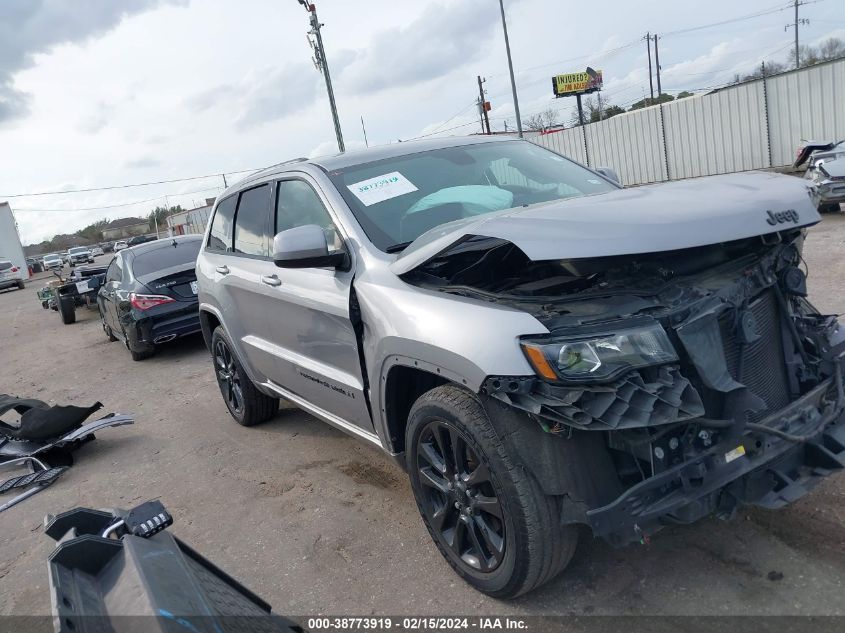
[261,380,383,448]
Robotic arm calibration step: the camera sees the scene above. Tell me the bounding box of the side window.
[207,195,237,252]
[233,185,271,257]
[275,180,340,249]
[106,258,122,282]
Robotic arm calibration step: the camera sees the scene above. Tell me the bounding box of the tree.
[73,217,110,242]
[676,91,694,99]
[148,205,184,231]
[818,37,845,61]
[522,108,561,132]
[792,44,820,69]
[629,93,674,111]
[582,96,624,123]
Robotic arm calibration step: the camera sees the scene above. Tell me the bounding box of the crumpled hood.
[391,171,819,275]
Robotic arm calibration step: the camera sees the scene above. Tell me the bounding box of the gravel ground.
[1,218,845,618]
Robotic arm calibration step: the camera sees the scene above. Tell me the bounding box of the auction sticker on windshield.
[348,172,418,206]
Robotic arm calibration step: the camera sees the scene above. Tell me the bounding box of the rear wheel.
[58,295,76,324]
[818,202,842,214]
[211,326,278,426]
[406,385,577,598]
[121,326,154,360]
[16,280,24,290]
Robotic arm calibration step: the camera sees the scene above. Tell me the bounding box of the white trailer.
[0,202,27,276]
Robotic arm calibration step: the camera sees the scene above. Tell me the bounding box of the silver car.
[197,136,845,597]
[0,258,25,291]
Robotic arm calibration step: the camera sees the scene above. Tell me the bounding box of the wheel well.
[384,365,449,456]
[199,310,221,351]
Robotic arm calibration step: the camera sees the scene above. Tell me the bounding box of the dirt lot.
[2,221,845,618]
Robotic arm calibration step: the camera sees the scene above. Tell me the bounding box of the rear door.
[203,185,281,382]
[262,177,373,432]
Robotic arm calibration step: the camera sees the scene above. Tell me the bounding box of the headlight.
[521,322,678,382]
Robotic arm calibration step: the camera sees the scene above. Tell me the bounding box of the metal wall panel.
[585,107,667,185]
[521,58,844,186]
[529,127,588,165]
[663,81,769,179]
[767,58,845,166]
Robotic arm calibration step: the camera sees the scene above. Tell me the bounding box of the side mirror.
[273,224,346,269]
[595,166,621,185]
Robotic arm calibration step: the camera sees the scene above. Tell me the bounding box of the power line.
[13,186,223,213]
[661,3,790,38]
[0,168,258,199]
[425,101,479,136]
[404,120,479,141]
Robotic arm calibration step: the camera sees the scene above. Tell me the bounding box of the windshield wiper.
[385,241,412,254]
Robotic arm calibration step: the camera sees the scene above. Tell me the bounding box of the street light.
[297,1,345,152]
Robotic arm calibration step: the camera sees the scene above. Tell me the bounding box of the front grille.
[719,290,791,422]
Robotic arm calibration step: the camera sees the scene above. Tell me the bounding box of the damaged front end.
[402,229,845,546]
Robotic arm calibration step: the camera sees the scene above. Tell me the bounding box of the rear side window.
[207,196,236,252]
[106,258,122,282]
[0,261,11,271]
[234,185,271,257]
[132,240,202,277]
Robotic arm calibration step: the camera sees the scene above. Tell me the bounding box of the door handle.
[261,274,282,287]
[216,265,230,275]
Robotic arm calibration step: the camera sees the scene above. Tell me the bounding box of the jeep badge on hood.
[766,209,800,225]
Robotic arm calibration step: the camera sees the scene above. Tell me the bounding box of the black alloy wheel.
[214,338,244,417]
[415,419,505,573]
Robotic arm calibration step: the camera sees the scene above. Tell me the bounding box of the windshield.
[44,255,60,261]
[69,247,88,255]
[327,140,617,251]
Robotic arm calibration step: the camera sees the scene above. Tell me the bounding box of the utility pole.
[653,34,662,97]
[597,91,603,121]
[785,0,809,69]
[498,0,522,138]
[360,116,369,147]
[477,76,491,134]
[298,1,344,152]
[645,32,654,101]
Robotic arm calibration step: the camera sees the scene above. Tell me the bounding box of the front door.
[263,177,373,432]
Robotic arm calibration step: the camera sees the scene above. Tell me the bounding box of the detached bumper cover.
[587,375,845,545]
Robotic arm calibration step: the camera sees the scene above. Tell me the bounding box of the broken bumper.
[587,375,845,546]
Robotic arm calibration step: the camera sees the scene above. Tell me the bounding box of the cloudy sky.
[1,0,842,245]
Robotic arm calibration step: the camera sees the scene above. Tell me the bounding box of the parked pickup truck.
[196,136,845,598]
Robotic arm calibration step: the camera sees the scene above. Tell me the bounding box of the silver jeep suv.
[197,136,845,597]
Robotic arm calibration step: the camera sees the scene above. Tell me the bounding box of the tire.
[211,326,278,426]
[818,202,842,214]
[41,301,49,310]
[130,347,155,361]
[406,385,577,599]
[122,329,154,360]
[58,295,76,324]
[16,280,24,290]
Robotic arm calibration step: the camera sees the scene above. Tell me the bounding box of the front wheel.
[211,326,278,426]
[406,385,577,599]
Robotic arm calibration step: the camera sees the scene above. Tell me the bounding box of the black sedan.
[97,235,202,360]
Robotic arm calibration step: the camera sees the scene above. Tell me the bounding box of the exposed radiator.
[720,290,791,422]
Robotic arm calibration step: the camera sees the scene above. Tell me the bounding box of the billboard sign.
[552,68,603,97]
